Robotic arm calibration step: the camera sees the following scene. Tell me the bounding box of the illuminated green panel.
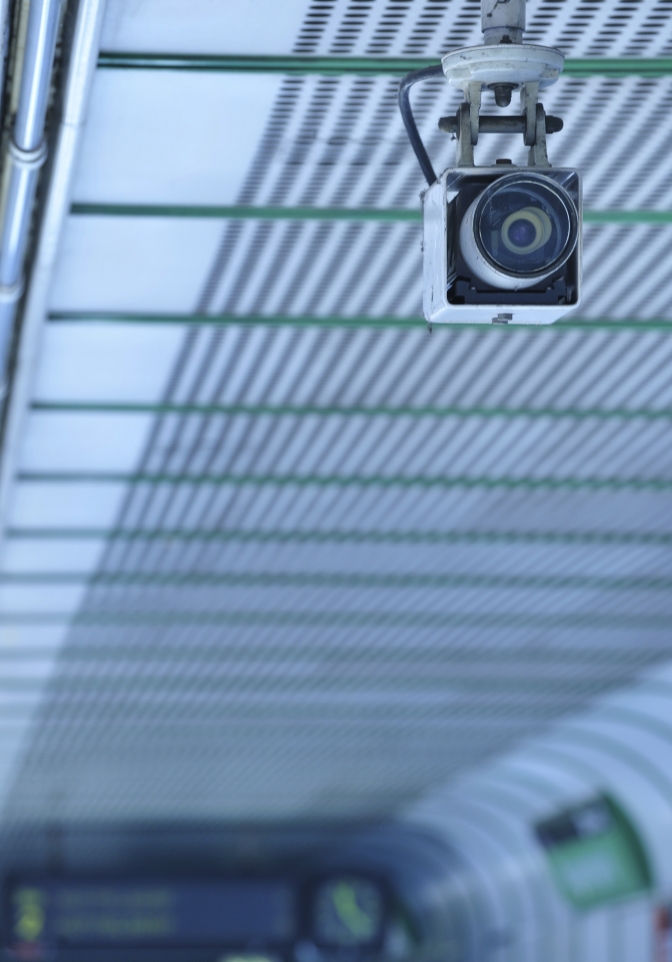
[535,794,652,909]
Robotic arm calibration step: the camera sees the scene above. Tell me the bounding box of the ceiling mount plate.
[441,44,565,91]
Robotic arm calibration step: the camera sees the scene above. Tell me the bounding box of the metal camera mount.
[398,0,566,180]
[440,39,564,168]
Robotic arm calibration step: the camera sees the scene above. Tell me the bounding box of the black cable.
[398,64,445,187]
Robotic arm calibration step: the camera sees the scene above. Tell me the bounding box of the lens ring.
[472,173,578,279]
[501,207,552,254]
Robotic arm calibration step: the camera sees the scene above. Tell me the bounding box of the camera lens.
[476,175,575,275]
[459,173,579,291]
[505,217,539,250]
[502,208,552,254]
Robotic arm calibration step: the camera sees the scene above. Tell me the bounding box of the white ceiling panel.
[100,0,311,55]
[5,0,672,829]
[0,625,69,652]
[72,72,284,204]
[49,217,224,312]
[0,746,35,787]
[9,482,128,528]
[19,412,153,472]
[0,585,87,614]
[0,660,58,681]
[2,539,107,573]
[34,324,185,403]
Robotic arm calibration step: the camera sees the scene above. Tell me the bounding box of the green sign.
[535,794,652,909]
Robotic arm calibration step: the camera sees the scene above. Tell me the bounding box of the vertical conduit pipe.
[0,0,107,537]
[0,0,62,388]
[481,0,525,44]
[0,0,11,122]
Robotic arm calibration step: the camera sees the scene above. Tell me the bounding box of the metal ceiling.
[0,0,671,824]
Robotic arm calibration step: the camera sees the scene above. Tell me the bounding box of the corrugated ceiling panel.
[2,0,672,823]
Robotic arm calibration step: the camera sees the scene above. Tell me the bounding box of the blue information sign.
[9,880,296,952]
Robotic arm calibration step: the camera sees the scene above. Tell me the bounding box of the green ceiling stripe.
[15,472,672,491]
[565,58,672,77]
[584,210,672,224]
[0,725,529,738]
[96,53,445,73]
[4,571,672,591]
[0,700,591,726]
[0,610,669,630]
[29,401,672,419]
[1,643,644,665]
[0,703,627,721]
[95,52,672,77]
[6,527,672,546]
[69,202,672,224]
[48,311,423,328]
[70,202,421,221]
[0,677,619,694]
[45,312,672,331]
[0,726,518,736]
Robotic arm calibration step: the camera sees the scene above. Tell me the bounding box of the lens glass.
[507,218,538,249]
[475,176,575,277]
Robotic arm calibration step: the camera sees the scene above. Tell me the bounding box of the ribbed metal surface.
[3,0,672,823]
[410,662,672,962]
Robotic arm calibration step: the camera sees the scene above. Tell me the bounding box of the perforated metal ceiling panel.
[1,0,672,823]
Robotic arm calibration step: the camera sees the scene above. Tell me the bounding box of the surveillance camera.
[423,165,582,325]
[398,0,581,327]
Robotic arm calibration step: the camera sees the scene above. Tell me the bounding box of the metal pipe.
[0,0,62,387]
[0,140,46,289]
[0,0,107,534]
[15,0,62,150]
[0,0,12,122]
[481,0,525,45]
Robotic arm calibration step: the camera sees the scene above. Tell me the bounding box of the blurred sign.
[535,794,651,909]
[313,877,384,947]
[8,880,295,954]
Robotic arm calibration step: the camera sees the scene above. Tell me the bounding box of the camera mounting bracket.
[440,44,565,168]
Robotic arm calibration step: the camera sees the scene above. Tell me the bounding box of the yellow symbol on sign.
[332,883,376,940]
[14,889,45,942]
